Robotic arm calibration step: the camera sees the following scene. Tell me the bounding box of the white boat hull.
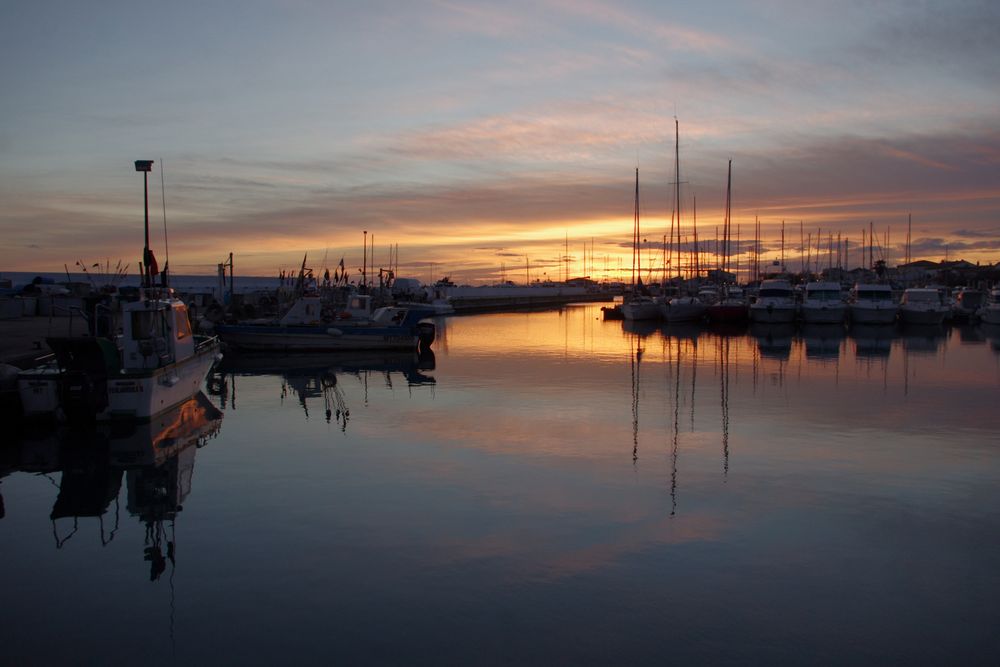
[621,301,662,321]
[800,304,846,324]
[19,343,220,421]
[662,298,706,323]
[850,304,898,325]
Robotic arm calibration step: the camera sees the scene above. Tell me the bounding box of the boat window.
[759,288,791,297]
[174,307,192,340]
[131,310,165,340]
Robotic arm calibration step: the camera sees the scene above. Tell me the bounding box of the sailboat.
[18,161,222,421]
[661,119,706,323]
[621,168,662,321]
[706,160,749,323]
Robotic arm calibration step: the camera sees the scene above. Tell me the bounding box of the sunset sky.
[2,0,998,284]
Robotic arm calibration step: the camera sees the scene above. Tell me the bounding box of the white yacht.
[848,284,897,325]
[898,288,949,325]
[749,279,797,324]
[800,282,846,324]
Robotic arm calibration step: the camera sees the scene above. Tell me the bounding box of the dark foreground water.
[2,305,999,665]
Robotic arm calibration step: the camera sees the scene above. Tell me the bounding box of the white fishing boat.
[749,279,797,324]
[800,281,846,324]
[977,288,1000,325]
[898,288,949,325]
[848,283,897,325]
[18,160,222,421]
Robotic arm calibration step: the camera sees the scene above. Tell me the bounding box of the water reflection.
[750,322,794,361]
[801,323,845,361]
[209,350,435,427]
[899,323,947,355]
[849,324,896,358]
[2,393,221,580]
[982,323,1000,352]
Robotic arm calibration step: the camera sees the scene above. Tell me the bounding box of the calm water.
[2,305,1000,665]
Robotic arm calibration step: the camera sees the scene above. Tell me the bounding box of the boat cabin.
[121,295,195,371]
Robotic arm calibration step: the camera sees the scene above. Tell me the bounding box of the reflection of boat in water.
[210,350,435,427]
[980,323,1000,352]
[801,323,845,361]
[750,322,794,360]
[849,324,896,358]
[622,318,661,338]
[899,324,947,355]
[1,392,221,580]
[216,350,436,384]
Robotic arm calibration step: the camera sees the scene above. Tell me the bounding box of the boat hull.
[849,304,898,325]
[899,307,947,325]
[215,323,424,351]
[979,307,1000,325]
[706,303,748,323]
[621,301,662,321]
[19,341,221,421]
[800,305,846,324]
[662,299,706,323]
[748,303,796,324]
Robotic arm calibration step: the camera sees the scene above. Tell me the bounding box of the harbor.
[4,1,1000,663]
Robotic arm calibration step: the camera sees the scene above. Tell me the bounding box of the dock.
[0,315,88,369]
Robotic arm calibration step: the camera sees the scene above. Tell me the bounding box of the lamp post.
[135,160,154,288]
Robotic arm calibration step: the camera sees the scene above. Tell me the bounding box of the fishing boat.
[848,283,897,325]
[749,279,797,324]
[214,296,436,352]
[898,287,949,325]
[977,288,1000,325]
[18,161,222,422]
[799,281,846,324]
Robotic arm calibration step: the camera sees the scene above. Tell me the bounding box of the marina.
[3,2,1000,663]
[2,304,999,664]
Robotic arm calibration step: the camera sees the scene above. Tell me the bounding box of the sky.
[1,0,999,284]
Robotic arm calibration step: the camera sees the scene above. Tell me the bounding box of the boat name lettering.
[110,382,144,393]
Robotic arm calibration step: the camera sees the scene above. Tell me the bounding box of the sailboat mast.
[633,168,640,288]
[724,159,732,277]
[693,196,699,279]
[674,118,682,281]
